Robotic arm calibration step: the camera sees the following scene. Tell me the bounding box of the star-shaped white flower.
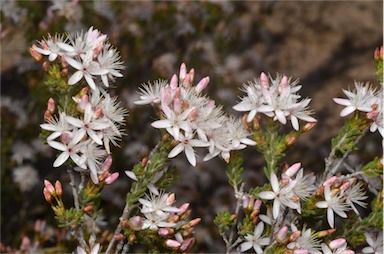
[362,231,383,254]
[168,133,209,166]
[258,172,298,219]
[315,184,350,228]
[239,222,270,254]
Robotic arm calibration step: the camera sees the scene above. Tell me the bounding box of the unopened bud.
[129,216,143,230]
[166,193,175,206]
[188,218,201,227]
[253,199,262,211]
[230,214,238,221]
[316,228,336,238]
[163,134,170,142]
[128,234,136,243]
[323,176,337,186]
[189,108,199,121]
[43,187,52,203]
[42,61,50,72]
[44,180,55,195]
[289,230,301,242]
[141,157,148,167]
[260,72,269,88]
[44,110,53,122]
[169,214,180,223]
[285,135,297,146]
[60,55,68,68]
[47,98,55,113]
[93,108,103,119]
[102,155,113,171]
[182,227,193,237]
[195,76,210,93]
[303,121,317,132]
[188,68,195,84]
[105,172,119,185]
[158,228,174,236]
[242,115,250,130]
[171,139,179,147]
[243,196,254,211]
[55,180,62,196]
[284,250,293,254]
[329,238,346,249]
[180,237,195,252]
[170,74,178,90]
[275,226,288,243]
[121,219,130,229]
[20,236,30,251]
[291,196,300,202]
[84,205,93,213]
[293,250,308,254]
[374,47,380,61]
[316,185,325,195]
[332,179,342,188]
[284,162,301,178]
[61,68,68,77]
[179,63,187,82]
[340,181,350,191]
[250,210,259,221]
[114,233,124,241]
[178,203,190,215]
[30,46,42,61]
[165,239,181,249]
[253,116,260,131]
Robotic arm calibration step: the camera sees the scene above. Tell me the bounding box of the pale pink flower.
[239,222,270,254]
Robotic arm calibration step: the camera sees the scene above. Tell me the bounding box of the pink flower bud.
[253,199,262,211]
[374,47,380,61]
[158,228,174,236]
[20,236,30,251]
[60,54,68,68]
[170,74,178,90]
[289,231,301,242]
[344,250,355,254]
[43,187,52,202]
[284,162,301,178]
[303,121,317,132]
[180,237,195,251]
[178,203,190,215]
[182,73,190,87]
[280,76,288,88]
[329,238,346,249]
[105,172,119,185]
[55,180,62,197]
[161,87,172,105]
[323,176,337,186]
[30,46,42,62]
[188,218,201,227]
[340,181,350,191]
[114,233,124,241]
[44,179,55,195]
[173,97,182,113]
[260,72,269,88]
[47,98,55,113]
[166,193,176,206]
[179,63,187,82]
[188,108,199,121]
[195,76,210,93]
[129,216,143,230]
[188,68,195,84]
[103,155,113,171]
[276,226,288,242]
[243,196,254,210]
[166,239,181,249]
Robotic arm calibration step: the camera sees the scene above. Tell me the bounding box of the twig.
[323,127,369,181]
[225,183,244,254]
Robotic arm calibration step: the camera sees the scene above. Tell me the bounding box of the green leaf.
[361,157,383,178]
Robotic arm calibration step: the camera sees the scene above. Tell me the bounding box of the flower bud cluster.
[233,73,317,131]
[126,192,200,252]
[315,177,367,228]
[31,27,124,90]
[40,86,126,184]
[333,81,383,137]
[135,63,256,165]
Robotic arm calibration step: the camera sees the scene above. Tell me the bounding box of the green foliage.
[226,152,244,188]
[214,211,235,231]
[361,157,383,178]
[55,207,83,228]
[331,114,368,156]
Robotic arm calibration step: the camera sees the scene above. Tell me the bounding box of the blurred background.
[1,1,382,252]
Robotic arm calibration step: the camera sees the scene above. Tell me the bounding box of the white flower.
[239,222,270,254]
[287,224,321,254]
[66,104,110,145]
[292,169,316,201]
[40,112,72,140]
[66,51,108,90]
[76,243,100,254]
[78,141,107,184]
[134,80,166,105]
[47,129,85,168]
[333,82,377,117]
[321,239,354,254]
[33,34,66,62]
[344,181,367,215]
[258,172,299,219]
[97,44,124,87]
[362,231,383,254]
[12,165,39,192]
[168,132,209,166]
[315,184,350,228]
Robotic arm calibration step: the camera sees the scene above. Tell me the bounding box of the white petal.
[340,106,356,117]
[57,42,74,52]
[125,170,138,181]
[90,243,100,254]
[84,73,96,90]
[48,140,67,151]
[240,138,256,146]
[275,109,287,124]
[333,98,351,106]
[147,184,159,195]
[233,102,252,112]
[65,116,83,128]
[334,209,347,218]
[184,145,196,166]
[270,172,279,193]
[291,115,299,131]
[40,123,58,131]
[65,57,83,70]
[47,131,62,140]
[257,105,274,112]
[88,129,103,145]
[168,143,184,158]
[258,191,276,200]
[273,199,280,219]
[53,152,69,167]
[151,120,172,129]
[327,207,335,228]
[72,129,86,144]
[48,53,58,62]
[240,242,253,252]
[254,245,263,254]
[315,201,329,209]
[247,109,257,122]
[254,222,264,238]
[101,74,109,87]
[68,71,84,85]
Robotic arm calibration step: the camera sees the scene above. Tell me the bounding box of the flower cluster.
[126,192,200,252]
[258,162,317,219]
[315,177,367,228]
[333,81,383,137]
[135,63,256,165]
[31,27,124,90]
[233,73,317,130]
[41,87,126,183]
